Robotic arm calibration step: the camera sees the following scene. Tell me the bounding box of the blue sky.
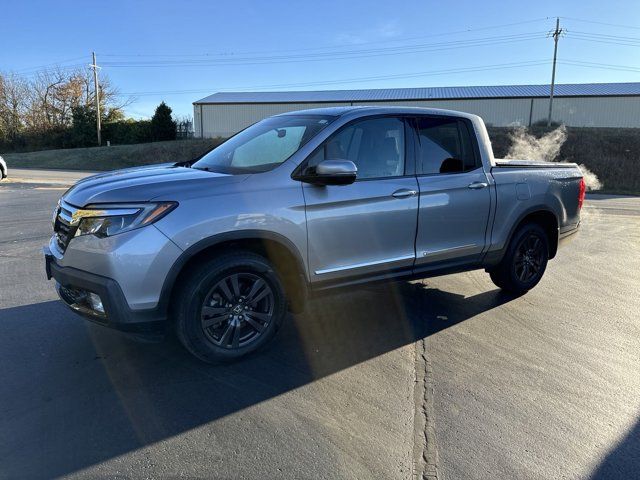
[3,0,639,118]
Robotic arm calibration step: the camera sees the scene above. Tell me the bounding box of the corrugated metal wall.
[195,96,640,137]
[350,98,534,127]
[529,96,640,127]
[195,102,351,137]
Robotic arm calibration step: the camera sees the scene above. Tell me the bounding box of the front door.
[412,115,492,267]
[301,116,419,283]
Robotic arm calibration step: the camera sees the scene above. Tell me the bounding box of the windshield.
[193,115,335,174]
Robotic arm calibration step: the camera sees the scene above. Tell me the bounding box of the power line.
[566,35,640,47]
[100,57,640,99]
[102,32,546,62]
[99,17,552,58]
[569,30,640,42]
[101,33,547,68]
[7,18,554,76]
[12,56,88,74]
[561,16,640,31]
[102,35,546,66]
[17,63,89,78]
[117,60,551,96]
[560,60,640,73]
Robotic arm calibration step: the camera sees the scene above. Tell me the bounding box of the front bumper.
[44,247,167,333]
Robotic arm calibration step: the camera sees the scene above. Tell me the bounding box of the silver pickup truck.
[44,106,584,362]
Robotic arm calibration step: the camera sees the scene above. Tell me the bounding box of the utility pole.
[547,17,563,127]
[90,52,101,145]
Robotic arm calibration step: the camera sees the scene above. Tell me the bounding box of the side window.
[308,117,405,179]
[415,117,477,175]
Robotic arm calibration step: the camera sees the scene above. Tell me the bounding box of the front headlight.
[73,202,177,238]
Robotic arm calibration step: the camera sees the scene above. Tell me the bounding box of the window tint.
[415,117,477,175]
[308,117,405,179]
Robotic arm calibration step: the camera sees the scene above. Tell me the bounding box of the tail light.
[578,177,586,210]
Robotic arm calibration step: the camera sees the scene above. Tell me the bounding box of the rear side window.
[307,117,406,179]
[415,117,478,175]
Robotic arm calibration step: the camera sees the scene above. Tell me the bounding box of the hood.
[63,163,247,206]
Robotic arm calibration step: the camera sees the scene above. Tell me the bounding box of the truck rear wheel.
[488,222,549,295]
[174,251,287,363]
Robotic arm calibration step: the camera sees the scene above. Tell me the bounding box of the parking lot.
[1,172,639,479]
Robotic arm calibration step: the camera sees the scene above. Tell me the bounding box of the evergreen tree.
[150,101,177,141]
[70,105,97,147]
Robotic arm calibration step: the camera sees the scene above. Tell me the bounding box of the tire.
[488,222,549,295]
[174,251,287,363]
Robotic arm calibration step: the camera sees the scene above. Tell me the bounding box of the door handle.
[468,182,488,190]
[392,188,418,198]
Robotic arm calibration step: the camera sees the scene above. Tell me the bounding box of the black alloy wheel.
[513,233,546,283]
[174,251,287,363]
[201,273,275,349]
[488,222,549,295]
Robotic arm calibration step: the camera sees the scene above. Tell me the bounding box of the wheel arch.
[508,208,560,259]
[160,231,308,318]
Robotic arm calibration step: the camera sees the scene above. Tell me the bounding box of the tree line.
[0,68,177,152]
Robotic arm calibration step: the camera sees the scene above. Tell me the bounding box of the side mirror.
[297,159,357,185]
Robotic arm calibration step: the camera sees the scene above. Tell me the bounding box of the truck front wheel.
[174,251,287,363]
[488,223,549,295]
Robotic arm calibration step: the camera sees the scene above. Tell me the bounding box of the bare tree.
[0,73,29,141]
[23,67,128,132]
[1,65,134,150]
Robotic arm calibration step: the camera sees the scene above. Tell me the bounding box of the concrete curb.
[413,337,439,479]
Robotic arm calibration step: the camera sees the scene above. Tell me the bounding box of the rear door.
[412,115,492,267]
[301,116,419,283]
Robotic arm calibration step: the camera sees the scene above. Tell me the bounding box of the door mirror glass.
[299,159,357,185]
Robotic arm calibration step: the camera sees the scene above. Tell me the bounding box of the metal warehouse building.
[193,82,640,138]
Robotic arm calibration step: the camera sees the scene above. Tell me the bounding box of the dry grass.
[2,138,223,171]
[488,127,640,194]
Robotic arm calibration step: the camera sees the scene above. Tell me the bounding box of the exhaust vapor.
[504,126,602,191]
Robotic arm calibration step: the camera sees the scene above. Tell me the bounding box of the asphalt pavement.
[0,171,638,479]
[7,168,94,185]
[426,195,640,479]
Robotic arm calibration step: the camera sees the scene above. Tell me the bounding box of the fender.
[156,230,307,316]
[483,205,559,266]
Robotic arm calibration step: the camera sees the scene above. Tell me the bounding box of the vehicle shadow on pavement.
[590,417,640,480]
[0,282,513,479]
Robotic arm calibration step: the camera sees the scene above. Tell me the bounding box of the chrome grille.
[53,200,79,252]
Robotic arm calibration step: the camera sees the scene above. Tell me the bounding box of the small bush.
[103,120,153,145]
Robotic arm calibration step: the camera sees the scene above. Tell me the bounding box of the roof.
[194,82,640,104]
[274,106,361,116]
[274,105,479,120]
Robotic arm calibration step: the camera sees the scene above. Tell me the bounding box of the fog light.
[87,292,105,314]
